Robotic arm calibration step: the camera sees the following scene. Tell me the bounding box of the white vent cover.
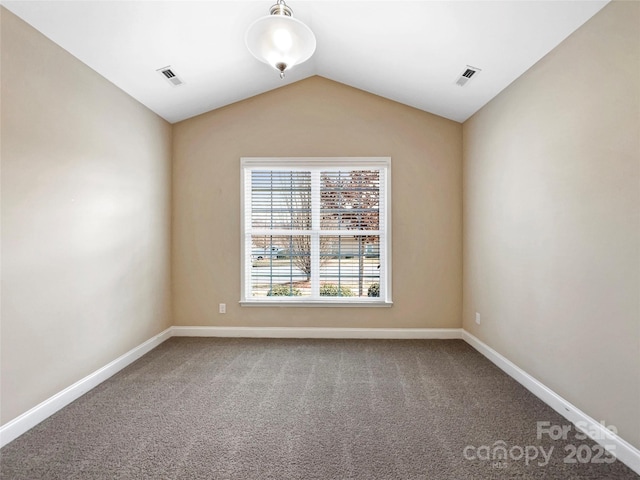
[157,66,184,86]
[455,66,481,87]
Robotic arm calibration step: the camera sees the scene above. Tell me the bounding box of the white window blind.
[241,157,392,305]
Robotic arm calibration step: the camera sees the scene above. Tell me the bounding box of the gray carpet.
[0,338,637,479]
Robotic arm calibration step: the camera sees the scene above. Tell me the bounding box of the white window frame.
[240,157,392,307]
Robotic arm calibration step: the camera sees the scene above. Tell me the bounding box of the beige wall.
[173,76,462,328]
[1,9,173,424]
[5,0,636,456]
[463,0,640,449]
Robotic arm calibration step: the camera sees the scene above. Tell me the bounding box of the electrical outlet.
[219,303,226,314]
[475,312,481,325]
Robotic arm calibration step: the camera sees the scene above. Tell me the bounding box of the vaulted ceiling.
[3,1,609,124]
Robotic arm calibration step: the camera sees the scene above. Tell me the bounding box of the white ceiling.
[3,0,609,124]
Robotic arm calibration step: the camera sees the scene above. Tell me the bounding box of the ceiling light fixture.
[245,0,316,79]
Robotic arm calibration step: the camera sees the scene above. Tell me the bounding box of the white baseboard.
[462,330,640,476]
[170,326,463,339]
[0,326,460,447]
[3,325,638,477]
[0,327,173,448]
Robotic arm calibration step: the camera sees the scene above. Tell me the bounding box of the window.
[241,157,391,305]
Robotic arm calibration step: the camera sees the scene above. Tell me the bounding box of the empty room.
[1,0,638,478]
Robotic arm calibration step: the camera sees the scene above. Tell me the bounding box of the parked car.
[251,246,281,260]
[365,244,380,258]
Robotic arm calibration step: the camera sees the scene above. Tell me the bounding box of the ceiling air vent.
[157,66,184,87]
[455,66,481,87]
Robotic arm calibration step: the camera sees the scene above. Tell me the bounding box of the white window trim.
[240,157,392,307]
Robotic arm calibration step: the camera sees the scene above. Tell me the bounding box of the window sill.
[240,300,393,308]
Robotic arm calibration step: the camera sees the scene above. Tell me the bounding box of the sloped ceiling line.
[2,0,609,124]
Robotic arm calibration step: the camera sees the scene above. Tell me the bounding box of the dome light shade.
[245,1,316,79]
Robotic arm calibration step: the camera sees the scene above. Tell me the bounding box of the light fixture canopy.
[245,0,316,79]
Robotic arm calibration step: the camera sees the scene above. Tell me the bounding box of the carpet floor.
[0,338,637,479]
